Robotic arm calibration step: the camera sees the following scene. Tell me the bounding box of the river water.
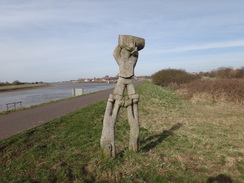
[0,82,115,112]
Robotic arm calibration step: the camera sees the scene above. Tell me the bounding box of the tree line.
[199,66,244,79]
[0,80,44,87]
[152,66,244,87]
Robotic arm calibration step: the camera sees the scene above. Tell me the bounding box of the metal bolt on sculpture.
[100,35,145,158]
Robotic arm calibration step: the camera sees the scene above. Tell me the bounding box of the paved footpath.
[0,81,143,140]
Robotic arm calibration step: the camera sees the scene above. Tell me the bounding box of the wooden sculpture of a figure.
[100,35,145,158]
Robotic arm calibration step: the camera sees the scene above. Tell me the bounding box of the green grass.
[0,81,243,182]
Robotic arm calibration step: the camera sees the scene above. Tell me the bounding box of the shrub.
[207,66,244,79]
[12,80,22,85]
[0,82,10,87]
[151,69,200,87]
[177,79,244,104]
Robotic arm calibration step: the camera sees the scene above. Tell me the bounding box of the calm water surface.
[0,82,115,112]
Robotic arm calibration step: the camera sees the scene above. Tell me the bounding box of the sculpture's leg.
[127,94,140,152]
[100,94,116,157]
[127,83,140,152]
[100,84,125,158]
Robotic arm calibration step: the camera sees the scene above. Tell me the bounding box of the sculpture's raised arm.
[113,45,122,64]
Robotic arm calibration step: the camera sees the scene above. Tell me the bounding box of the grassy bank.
[0,81,243,182]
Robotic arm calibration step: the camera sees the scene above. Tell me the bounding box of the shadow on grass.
[140,123,183,152]
[206,174,233,183]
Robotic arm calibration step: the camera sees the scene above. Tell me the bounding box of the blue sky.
[0,0,244,82]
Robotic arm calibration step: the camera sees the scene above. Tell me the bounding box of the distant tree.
[0,81,12,86]
[239,67,244,78]
[206,66,244,79]
[215,67,233,78]
[12,80,21,85]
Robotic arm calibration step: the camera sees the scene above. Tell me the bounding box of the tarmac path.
[0,81,144,140]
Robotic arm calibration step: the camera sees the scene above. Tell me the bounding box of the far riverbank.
[0,83,51,93]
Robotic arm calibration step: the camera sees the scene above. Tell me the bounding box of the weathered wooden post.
[100,35,145,158]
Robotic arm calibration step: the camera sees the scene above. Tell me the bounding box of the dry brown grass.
[177,79,244,104]
[136,81,244,182]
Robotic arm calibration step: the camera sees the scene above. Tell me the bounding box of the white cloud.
[144,40,244,55]
[0,0,244,82]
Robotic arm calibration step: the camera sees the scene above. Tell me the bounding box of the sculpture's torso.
[115,48,138,78]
